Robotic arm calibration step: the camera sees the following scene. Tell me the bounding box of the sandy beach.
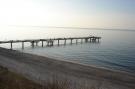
[0,47,135,89]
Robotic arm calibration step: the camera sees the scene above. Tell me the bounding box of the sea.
[0,26,135,73]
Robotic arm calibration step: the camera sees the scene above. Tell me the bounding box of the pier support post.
[85,38,88,43]
[92,38,96,42]
[81,39,83,43]
[98,38,99,42]
[22,42,24,49]
[42,41,44,47]
[64,39,66,45]
[31,41,34,48]
[90,38,92,42]
[10,42,13,50]
[58,40,60,46]
[52,41,54,46]
[47,41,49,46]
[94,38,96,42]
[76,39,78,44]
[36,42,38,46]
[50,40,53,46]
[92,38,94,42]
[71,39,73,44]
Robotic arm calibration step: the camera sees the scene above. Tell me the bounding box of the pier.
[0,36,101,49]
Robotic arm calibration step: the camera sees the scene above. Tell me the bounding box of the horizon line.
[1,25,135,31]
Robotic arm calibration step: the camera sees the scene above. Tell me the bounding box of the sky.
[0,0,135,29]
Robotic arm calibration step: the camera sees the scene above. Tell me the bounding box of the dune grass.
[0,66,43,89]
[0,66,72,89]
[0,66,100,89]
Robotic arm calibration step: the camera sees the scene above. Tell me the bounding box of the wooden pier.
[0,36,101,49]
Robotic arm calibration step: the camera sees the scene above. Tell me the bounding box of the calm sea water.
[0,26,135,73]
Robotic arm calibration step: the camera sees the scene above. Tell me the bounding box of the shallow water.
[0,26,135,73]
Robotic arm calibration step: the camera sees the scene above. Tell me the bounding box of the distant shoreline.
[2,25,135,31]
[0,47,135,89]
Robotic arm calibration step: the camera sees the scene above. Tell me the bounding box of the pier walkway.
[0,36,101,49]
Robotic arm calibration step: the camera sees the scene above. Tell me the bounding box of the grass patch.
[0,66,101,89]
[0,66,43,89]
[0,66,71,89]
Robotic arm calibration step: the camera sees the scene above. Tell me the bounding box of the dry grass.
[0,66,100,89]
[0,66,43,89]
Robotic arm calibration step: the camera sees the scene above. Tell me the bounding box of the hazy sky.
[0,0,135,29]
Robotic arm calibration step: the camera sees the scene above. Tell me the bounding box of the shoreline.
[0,47,135,89]
[24,50,135,75]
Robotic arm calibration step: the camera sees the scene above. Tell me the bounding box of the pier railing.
[0,36,101,49]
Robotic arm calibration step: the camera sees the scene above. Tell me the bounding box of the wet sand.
[0,47,135,89]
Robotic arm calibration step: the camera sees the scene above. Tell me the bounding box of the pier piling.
[81,39,83,43]
[71,39,73,44]
[58,40,60,46]
[64,39,66,45]
[31,41,34,48]
[22,42,24,49]
[42,41,44,47]
[10,42,13,50]
[76,39,78,44]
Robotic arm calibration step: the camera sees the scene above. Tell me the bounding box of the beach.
[0,47,135,89]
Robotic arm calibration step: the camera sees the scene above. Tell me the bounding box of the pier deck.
[0,36,101,49]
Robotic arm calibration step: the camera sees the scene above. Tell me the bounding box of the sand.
[0,47,135,89]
